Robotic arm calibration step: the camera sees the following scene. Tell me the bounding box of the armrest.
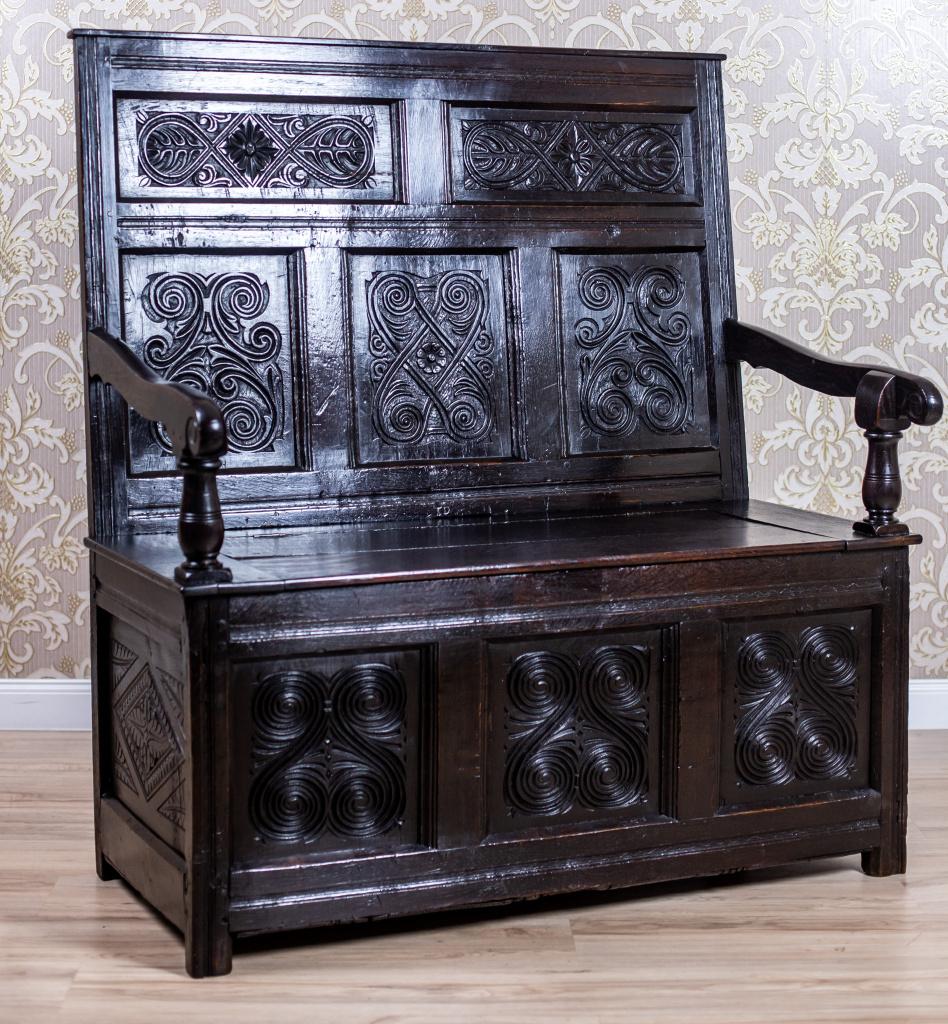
[724,319,942,427]
[724,318,944,537]
[87,328,232,583]
[87,327,227,459]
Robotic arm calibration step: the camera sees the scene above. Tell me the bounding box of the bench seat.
[90,500,916,593]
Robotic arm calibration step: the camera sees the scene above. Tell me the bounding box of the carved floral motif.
[136,108,377,190]
[461,118,685,194]
[366,269,497,447]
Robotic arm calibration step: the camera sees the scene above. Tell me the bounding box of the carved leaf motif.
[734,625,859,787]
[366,269,497,447]
[503,645,650,818]
[136,109,376,190]
[462,118,684,194]
[138,271,284,456]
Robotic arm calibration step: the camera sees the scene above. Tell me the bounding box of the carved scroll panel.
[722,611,871,806]
[450,108,693,202]
[121,252,298,475]
[108,617,186,853]
[488,630,661,834]
[348,252,516,465]
[116,98,396,201]
[557,250,711,456]
[231,649,427,861]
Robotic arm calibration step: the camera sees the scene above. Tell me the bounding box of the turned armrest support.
[86,328,232,583]
[724,319,944,536]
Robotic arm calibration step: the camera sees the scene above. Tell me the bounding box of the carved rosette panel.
[724,613,870,804]
[451,109,691,201]
[108,619,186,851]
[233,650,425,858]
[489,634,659,832]
[349,254,515,464]
[121,253,297,474]
[117,99,395,201]
[557,252,711,456]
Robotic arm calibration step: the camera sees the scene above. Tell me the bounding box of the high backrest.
[74,31,745,537]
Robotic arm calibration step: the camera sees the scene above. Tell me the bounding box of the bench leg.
[861,836,907,877]
[185,900,232,978]
[95,849,120,882]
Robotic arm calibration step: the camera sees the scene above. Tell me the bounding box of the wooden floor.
[2,734,947,1024]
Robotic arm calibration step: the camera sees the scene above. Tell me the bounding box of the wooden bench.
[72,29,943,977]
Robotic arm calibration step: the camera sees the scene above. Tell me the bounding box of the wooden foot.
[95,851,119,882]
[185,917,232,978]
[861,840,907,877]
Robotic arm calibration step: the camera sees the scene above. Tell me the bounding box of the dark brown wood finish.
[72,29,943,976]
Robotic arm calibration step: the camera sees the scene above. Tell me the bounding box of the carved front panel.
[557,251,711,456]
[450,108,694,202]
[348,253,516,465]
[121,253,299,474]
[108,617,185,852]
[231,649,428,861]
[722,611,871,806]
[488,630,661,834]
[116,99,396,201]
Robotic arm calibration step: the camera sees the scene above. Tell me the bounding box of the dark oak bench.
[72,29,943,977]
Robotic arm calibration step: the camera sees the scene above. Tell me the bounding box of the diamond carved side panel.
[557,250,712,456]
[108,617,186,852]
[121,252,298,475]
[116,98,396,202]
[348,252,516,465]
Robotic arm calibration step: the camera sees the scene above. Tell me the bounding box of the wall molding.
[2,678,948,731]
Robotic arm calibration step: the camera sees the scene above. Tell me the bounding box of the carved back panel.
[75,32,741,534]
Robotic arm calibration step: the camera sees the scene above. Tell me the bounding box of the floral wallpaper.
[1,0,947,681]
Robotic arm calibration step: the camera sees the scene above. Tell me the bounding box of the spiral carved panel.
[348,253,515,464]
[116,98,395,201]
[121,253,297,474]
[557,251,711,456]
[451,109,691,200]
[726,613,870,802]
[237,652,424,856]
[496,640,656,827]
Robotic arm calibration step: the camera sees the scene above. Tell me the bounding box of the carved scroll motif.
[461,118,684,194]
[574,264,695,438]
[136,109,377,191]
[366,269,497,447]
[735,625,860,787]
[138,271,284,456]
[248,665,407,844]
[503,646,650,818]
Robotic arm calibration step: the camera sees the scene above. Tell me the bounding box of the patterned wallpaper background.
[1,0,947,681]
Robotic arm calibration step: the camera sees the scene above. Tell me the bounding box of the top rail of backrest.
[73,30,743,538]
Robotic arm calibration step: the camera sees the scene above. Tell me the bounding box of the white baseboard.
[2,678,948,731]
[0,680,92,730]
